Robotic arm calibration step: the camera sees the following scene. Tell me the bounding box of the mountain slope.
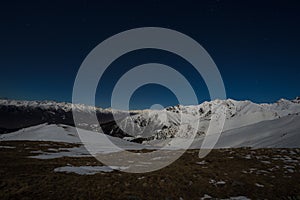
[0,123,148,153]
[0,99,138,134]
[116,98,300,141]
[1,114,300,149]
[143,114,300,149]
[1,98,299,143]
[215,114,300,148]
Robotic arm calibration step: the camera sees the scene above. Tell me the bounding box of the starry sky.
[0,0,299,109]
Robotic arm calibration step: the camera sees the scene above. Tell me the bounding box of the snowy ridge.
[116,98,300,140]
[0,99,140,132]
[148,114,300,149]
[1,114,300,149]
[1,97,300,142]
[0,123,148,152]
[215,114,300,148]
[0,99,134,114]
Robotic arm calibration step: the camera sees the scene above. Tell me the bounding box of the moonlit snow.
[1,98,300,159]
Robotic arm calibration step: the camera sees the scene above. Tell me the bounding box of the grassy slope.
[0,141,300,200]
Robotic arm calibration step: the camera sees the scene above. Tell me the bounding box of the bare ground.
[0,141,300,200]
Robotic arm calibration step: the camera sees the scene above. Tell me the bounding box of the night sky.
[0,0,299,109]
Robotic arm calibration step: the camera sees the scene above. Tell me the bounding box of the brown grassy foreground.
[0,141,300,200]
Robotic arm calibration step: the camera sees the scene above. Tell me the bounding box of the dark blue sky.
[0,0,299,109]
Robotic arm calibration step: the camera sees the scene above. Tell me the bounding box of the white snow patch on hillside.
[0,124,151,158]
[54,165,128,175]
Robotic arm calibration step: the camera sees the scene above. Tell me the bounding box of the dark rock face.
[0,105,73,132]
[0,102,137,138]
[292,96,300,103]
[99,120,133,138]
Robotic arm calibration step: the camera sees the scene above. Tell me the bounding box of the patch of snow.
[200,194,212,200]
[255,183,264,188]
[150,156,165,161]
[227,197,251,200]
[0,145,16,149]
[196,160,207,165]
[209,179,226,186]
[54,165,128,175]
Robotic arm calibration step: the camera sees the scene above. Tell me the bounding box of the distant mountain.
[0,99,138,135]
[0,98,299,143]
[115,98,300,142]
[1,114,300,149]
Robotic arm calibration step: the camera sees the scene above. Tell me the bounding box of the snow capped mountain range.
[115,98,300,141]
[0,97,300,144]
[0,99,137,116]
[0,99,138,134]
